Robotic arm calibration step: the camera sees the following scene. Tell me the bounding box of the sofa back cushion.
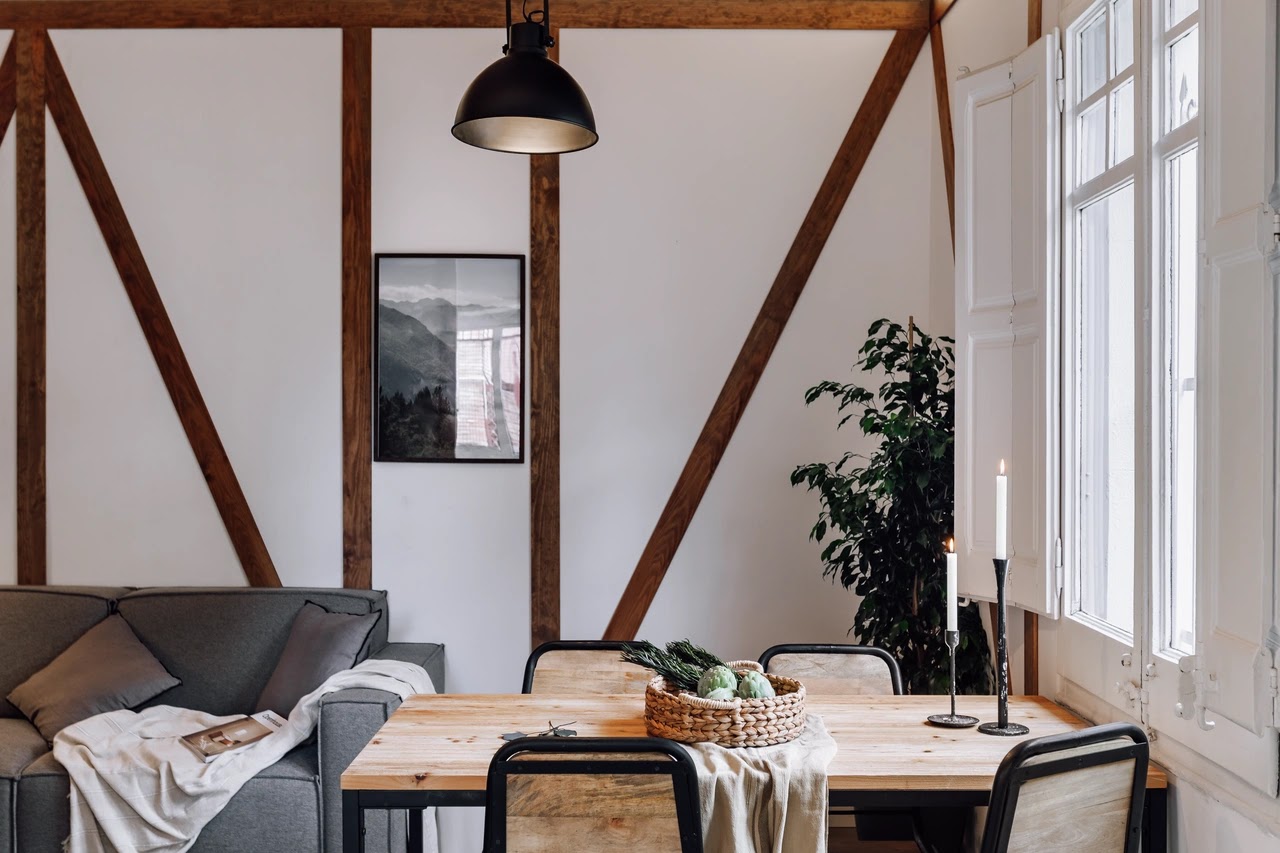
[0,587,130,718]
[116,588,389,715]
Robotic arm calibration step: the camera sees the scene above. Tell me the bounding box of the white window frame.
[1056,0,1280,802]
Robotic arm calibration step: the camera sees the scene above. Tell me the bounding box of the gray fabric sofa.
[0,586,444,853]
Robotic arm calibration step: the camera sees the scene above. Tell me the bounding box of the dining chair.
[482,736,704,853]
[521,640,653,694]
[761,644,912,851]
[976,722,1149,853]
[758,643,905,696]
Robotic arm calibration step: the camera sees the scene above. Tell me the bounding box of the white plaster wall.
[560,28,936,656]
[41,29,342,588]
[1172,779,1280,852]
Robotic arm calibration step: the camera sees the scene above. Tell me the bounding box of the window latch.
[1175,654,1217,731]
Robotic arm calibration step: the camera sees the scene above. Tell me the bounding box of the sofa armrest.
[372,642,446,693]
[318,688,406,853]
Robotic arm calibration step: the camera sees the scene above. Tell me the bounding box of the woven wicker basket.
[643,660,806,748]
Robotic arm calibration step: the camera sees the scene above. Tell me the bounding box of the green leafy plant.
[791,319,993,695]
[620,640,728,693]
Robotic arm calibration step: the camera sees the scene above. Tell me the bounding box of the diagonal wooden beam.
[0,38,17,146]
[603,29,930,641]
[42,35,282,588]
[530,30,562,649]
[1027,0,1042,46]
[15,29,45,585]
[929,19,955,246]
[931,0,958,24]
[342,27,373,590]
[0,1,929,31]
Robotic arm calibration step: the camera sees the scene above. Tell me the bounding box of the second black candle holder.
[979,557,1029,736]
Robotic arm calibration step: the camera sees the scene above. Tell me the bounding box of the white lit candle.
[946,538,958,633]
[995,459,1008,560]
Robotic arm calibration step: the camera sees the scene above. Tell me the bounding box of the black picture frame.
[374,253,526,464]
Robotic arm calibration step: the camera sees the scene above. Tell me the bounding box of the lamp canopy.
[453,7,598,155]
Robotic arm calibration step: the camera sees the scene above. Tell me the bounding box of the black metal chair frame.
[521,639,634,694]
[979,722,1149,853]
[758,643,906,695]
[482,736,704,853]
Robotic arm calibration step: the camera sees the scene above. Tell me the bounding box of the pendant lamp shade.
[453,19,598,154]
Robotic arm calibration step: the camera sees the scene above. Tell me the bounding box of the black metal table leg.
[1144,787,1168,853]
[408,807,424,853]
[343,790,366,853]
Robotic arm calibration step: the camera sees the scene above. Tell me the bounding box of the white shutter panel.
[954,32,1061,617]
[1192,0,1278,737]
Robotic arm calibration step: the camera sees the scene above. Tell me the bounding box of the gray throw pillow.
[255,601,381,718]
[7,614,181,742]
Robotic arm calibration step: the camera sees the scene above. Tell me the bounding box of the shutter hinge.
[1054,537,1064,610]
[1055,47,1066,113]
[1272,211,1279,245]
[1176,654,1218,731]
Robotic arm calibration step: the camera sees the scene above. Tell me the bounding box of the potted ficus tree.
[792,319,992,695]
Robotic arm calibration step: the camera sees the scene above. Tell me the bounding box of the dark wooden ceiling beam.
[342,27,373,590]
[0,39,17,146]
[43,35,282,588]
[0,0,928,30]
[603,28,930,641]
[931,0,958,25]
[15,29,46,586]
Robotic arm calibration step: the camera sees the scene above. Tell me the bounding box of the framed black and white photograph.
[375,254,525,463]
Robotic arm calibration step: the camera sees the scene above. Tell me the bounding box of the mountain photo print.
[374,254,525,462]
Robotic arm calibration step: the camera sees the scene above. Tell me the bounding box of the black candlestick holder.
[979,557,1029,736]
[927,630,979,728]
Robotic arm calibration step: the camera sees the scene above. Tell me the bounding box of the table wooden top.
[341,694,1167,792]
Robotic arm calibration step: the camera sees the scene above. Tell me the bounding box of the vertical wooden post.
[530,28,562,648]
[929,5,955,246]
[342,27,373,589]
[15,30,46,585]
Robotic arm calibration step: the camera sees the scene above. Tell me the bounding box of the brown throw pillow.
[7,614,181,742]
[255,601,381,718]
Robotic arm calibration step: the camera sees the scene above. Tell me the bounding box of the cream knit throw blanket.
[686,714,839,853]
[52,659,436,853]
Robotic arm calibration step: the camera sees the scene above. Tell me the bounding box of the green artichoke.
[701,687,737,702]
[735,670,776,699]
[696,665,738,698]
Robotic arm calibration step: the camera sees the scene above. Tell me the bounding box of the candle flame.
[999,458,1006,475]
[947,538,955,553]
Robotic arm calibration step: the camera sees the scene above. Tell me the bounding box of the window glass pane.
[1079,11,1108,100]
[1112,0,1133,73]
[1110,78,1134,166]
[1078,99,1107,184]
[1167,27,1199,130]
[1076,184,1136,636]
[1168,0,1197,29]
[1166,146,1198,654]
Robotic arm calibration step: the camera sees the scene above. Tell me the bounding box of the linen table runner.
[686,713,838,853]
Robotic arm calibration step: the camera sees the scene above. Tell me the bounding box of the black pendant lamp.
[453,0,598,154]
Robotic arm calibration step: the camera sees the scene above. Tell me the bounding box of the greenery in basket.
[791,319,993,696]
[621,640,775,700]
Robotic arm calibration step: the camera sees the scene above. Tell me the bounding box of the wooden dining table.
[341,693,1168,853]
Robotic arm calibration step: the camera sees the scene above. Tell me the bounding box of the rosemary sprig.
[620,641,704,692]
[665,639,727,672]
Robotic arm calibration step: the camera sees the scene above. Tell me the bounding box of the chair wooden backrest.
[522,640,653,694]
[980,722,1149,853]
[482,736,704,853]
[759,644,904,695]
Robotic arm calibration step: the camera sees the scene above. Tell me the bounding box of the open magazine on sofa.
[180,710,286,763]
